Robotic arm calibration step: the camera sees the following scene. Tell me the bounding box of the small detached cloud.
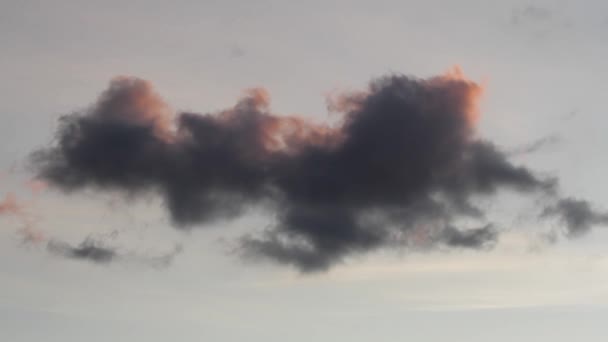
[47,234,183,269]
[543,198,608,237]
[511,5,553,26]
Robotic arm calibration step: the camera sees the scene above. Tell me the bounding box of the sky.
[2,0,608,341]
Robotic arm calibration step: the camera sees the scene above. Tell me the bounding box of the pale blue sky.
[2,0,608,341]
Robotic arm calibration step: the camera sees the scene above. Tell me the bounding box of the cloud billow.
[31,68,606,271]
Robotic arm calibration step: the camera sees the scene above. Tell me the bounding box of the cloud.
[511,5,553,26]
[30,68,603,272]
[0,193,21,215]
[47,234,183,268]
[542,198,608,237]
[0,187,48,250]
[229,45,246,58]
[47,237,116,263]
[507,134,560,156]
[509,4,573,41]
[439,224,498,249]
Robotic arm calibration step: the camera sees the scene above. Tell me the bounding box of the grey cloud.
[543,198,608,237]
[30,71,600,272]
[47,235,182,268]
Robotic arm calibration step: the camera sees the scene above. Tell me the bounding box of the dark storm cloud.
[31,69,598,272]
[542,198,608,237]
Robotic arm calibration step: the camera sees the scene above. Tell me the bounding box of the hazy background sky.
[2,0,608,341]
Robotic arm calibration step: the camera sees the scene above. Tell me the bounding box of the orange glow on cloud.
[0,193,21,215]
[435,65,485,128]
[103,76,175,142]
